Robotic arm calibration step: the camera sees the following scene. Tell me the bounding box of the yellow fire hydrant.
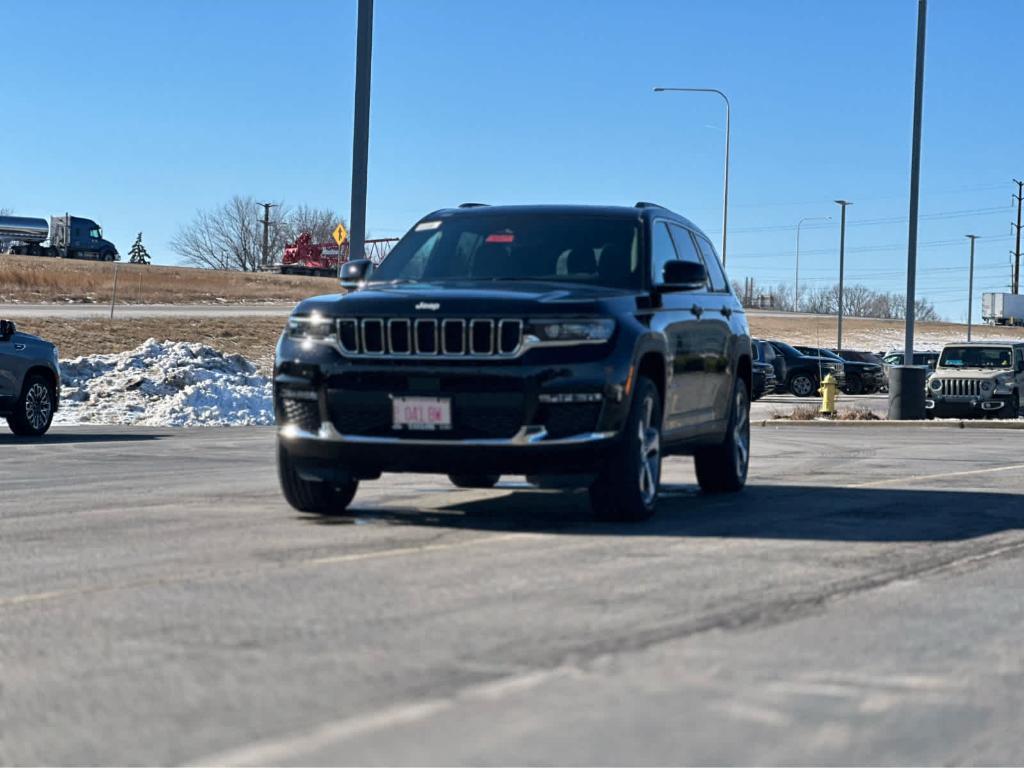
[819,373,839,417]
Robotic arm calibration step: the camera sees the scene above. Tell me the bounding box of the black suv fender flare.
[631,334,670,407]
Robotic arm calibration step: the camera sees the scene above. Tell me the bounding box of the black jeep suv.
[275,203,752,522]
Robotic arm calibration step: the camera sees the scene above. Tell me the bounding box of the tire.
[448,474,500,489]
[6,373,55,437]
[694,376,751,493]
[588,377,661,523]
[843,374,864,396]
[277,441,358,514]
[788,372,817,397]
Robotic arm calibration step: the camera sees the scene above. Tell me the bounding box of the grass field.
[0,253,336,305]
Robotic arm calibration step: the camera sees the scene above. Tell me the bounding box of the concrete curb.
[755,418,1024,429]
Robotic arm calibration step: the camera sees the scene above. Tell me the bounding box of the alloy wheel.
[638,395,661,506]
[25,383,52,430]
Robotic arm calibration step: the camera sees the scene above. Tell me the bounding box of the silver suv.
[0,320,60,436]
[925,342,1024,419]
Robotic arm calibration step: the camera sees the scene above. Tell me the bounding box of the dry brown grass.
[0,253,336,304]
[773,405,882,421]
[14,317,285,370]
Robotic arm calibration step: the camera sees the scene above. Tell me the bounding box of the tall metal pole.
[795,216,830,312]
[653,87,731,265]
[966,234,977,341]
[348,0,374,270]
[1013,179,1022,294]
[904,0,927,361]
[834,201,851,350]
[257,202,275,270]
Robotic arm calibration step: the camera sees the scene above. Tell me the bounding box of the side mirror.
[339,259,372,291]
[0,319,15,341]
[658,260,707,292]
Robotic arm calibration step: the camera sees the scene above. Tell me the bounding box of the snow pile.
[55,339,273,426]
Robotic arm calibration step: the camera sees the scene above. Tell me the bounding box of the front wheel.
[589,377,661,523]
[277,442,358,514]
[789,373,817,398]
[843,374,864,396]
[694,376,750,493]
[7,374,56,437]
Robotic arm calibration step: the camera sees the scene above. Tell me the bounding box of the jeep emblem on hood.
[415,302,440,311]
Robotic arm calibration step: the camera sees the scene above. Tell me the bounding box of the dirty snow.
[54,339,273,426]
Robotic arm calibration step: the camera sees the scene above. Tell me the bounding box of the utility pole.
[1013,179,1022,294]
[257,202,276,271]
[834,200,852,350]
[966,234,978,341]
[349,0,374,267]
[890,0,928,421]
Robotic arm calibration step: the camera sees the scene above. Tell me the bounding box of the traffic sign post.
[332,223,348,246]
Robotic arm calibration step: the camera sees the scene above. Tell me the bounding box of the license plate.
[392,396,452,431]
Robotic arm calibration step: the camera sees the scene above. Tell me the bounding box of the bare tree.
[285,205,345,245]
[171,195,289,271]
[0,207,12,216]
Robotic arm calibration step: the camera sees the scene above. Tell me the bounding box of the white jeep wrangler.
[926,342,1024,419]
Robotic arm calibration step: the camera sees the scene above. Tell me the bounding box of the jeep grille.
[337,318,523,359]
[937,378,985,397]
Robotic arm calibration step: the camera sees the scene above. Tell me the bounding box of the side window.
[666,223,703,265]
[650,221,678,285]
[1016,347,1024,370]
[695,235,729,292]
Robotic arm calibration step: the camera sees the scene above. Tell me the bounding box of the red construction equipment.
[276,233,398,277]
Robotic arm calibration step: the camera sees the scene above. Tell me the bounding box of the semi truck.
[982,292,1024,327]
[0,214,118,261]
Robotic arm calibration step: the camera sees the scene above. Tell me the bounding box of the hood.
[11,330,57,355]
[932,367,1012,380]
[102,239,118,254]
[293,280,642,318]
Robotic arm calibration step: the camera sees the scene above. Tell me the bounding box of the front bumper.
[925,394,1015,418]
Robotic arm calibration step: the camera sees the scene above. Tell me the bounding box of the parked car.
[0,319,60,437]
[925,342,1024,419]
[764,340,845,397]
[751,340,778,400]
[796,346,883,395]
[881,350,940,389]
[275,202,753,522]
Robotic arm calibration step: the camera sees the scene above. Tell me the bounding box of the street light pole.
[834,200,852,350]
[653,87,731,265]
[966,234,978,341]
[348,0,374,271]
[795,216,830,312]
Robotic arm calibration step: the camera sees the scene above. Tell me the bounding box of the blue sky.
[4,0,1023,322]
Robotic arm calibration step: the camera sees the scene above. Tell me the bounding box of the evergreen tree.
[128,232,151,265]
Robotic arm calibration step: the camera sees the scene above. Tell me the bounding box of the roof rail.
[458,202,489,208]
[634,201,667,210]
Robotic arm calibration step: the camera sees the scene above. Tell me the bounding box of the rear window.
[373,213,643,289]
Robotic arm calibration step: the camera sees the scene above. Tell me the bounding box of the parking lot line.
[847,463,1024,489]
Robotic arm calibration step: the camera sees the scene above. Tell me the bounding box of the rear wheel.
[277,442,358,514]
[694,376,750,493]
[789,372,817,397]
[448,474,500,489]
[7,374,55,437]
[588,377,661,523]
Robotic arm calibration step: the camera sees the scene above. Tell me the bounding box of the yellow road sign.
[332,222,348,246]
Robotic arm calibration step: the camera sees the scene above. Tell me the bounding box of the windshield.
[939,346,1013,368]
[798,346,842,360]
[770,340,802,358]
[371,213,642,289]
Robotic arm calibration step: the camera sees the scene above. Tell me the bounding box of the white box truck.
[982,292,1024,326]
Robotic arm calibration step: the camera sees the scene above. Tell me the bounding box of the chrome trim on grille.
[280,422,616,447]
[441,318,465,355]
[335,317,525,360]
[470,318,494,355]
[938,378,985,397]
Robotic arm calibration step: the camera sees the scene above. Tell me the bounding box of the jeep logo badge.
[415,302,440,311]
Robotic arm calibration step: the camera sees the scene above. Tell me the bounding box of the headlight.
[287,313,335,340]
[929,378,943,391]
[981,380,993,391]
[525,318,616,345]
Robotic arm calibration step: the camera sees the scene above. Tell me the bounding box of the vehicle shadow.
[306,482,1024,543]
[0,432,163,445]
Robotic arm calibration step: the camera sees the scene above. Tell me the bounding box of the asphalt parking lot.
[4,424,1024,765]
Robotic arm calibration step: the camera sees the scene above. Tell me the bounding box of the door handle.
[720,306,732,317]
[690,304,703,318]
